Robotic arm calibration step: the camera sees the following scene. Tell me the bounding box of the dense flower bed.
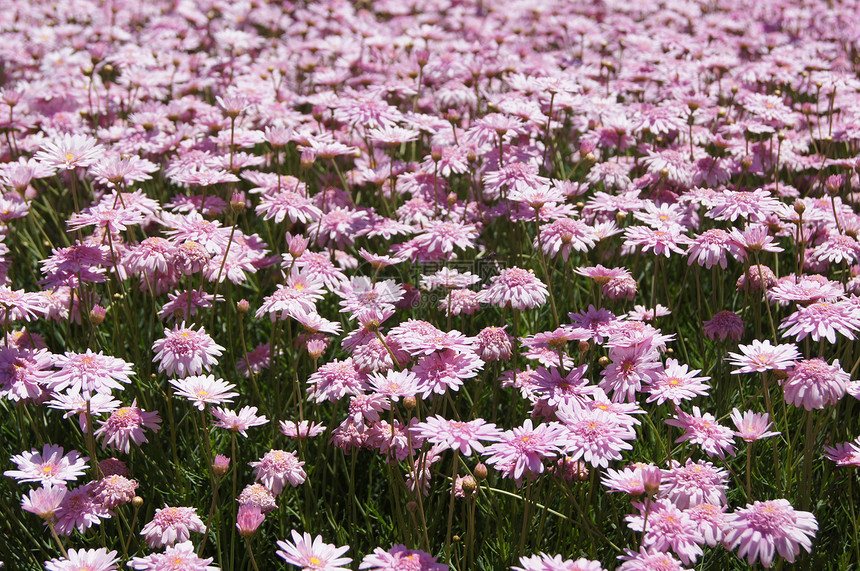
[1,0,860,569]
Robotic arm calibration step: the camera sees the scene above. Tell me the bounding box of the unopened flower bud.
[237,299,250,314]
[461,475,477,495]
[236,504,264,537]
[132,496,144,509]
[403,396,417,411]
[89,305,106,325]
[406,500,418,513]
[640,465,662,496]
[300,150,317,169]
[793,200,806,215]
[578,340,590,353]
[598,356,610,366]
[230,191,245,213]
[473,463,488,481]
[447,192,458,207]
[431,148,443,162]
[287,233,309,258]
[213,454,230,476]
[825,174,843,196]
[415,49,430,67]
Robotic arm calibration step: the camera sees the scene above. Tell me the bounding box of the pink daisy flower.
[685,228,744,269]
[617,547,689,571]
[626,498,704,564]
[211,406,269,437]
[411,416,502,456]
[706,189,782,223]
[666,406,736,459]
[0,346,53,402]
[276,530,351,571]
[54,482,110,535]
[35,134,104,170]
[623,226,686,258]
[279,420,327,439]
[811,233,860,265]
[128,541,216,571]
[599,343,662,403]
[769,274,844,305]
[730,409,780,442]
[686,503,728,547]
[557,407,636,468]
[782,358,849,410]
[238,483,278,514]
[250,450,307,494]
[5,444,88,486]
[47,391,121,433]
[170,375,239,411]
[21,485,67,520]
[413,349,483,398]
[723,499,817,567]
[140,506,206,548]
[236,503,265,537]
[513,553,606,571]
[645,359,711,405]
[483,419,566,481]
[537,218,599,260]
[256,270,325,321]
[92,474,138,509]
[94,401,161,453]
[531,365,596,408]
[45,548,118,571]
[703,311,744,342]
[367,369,419,402]
[727,340,800,374]
[347,393,390,424]
[601,466,648,496]
[307,358,367,404]
[482,267,548,310]
[780,301,860,343]
[50,349,134,398]
[823,439,860,467]
[152,323,224,377]
[475,326,515,362]
[360,545,446,570]
[660,459,728,508]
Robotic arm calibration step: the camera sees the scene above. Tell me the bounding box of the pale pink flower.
[730,409,780,442]
[666,406,736,459]
[21,485,67,520]
[152,323,224,377]
[782,358,849,410]
[140,506,206,548]
[94,401,161,453]
[212,406,269,437]
[276,530,351,571]
[727,340,800,374]
[5,444,88,486]
[128,541,216,571]
[45,548,118,571]
[250,450,306,494]
[723,499,817,567]
[482,267,548,310]
[170,375,238,410]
